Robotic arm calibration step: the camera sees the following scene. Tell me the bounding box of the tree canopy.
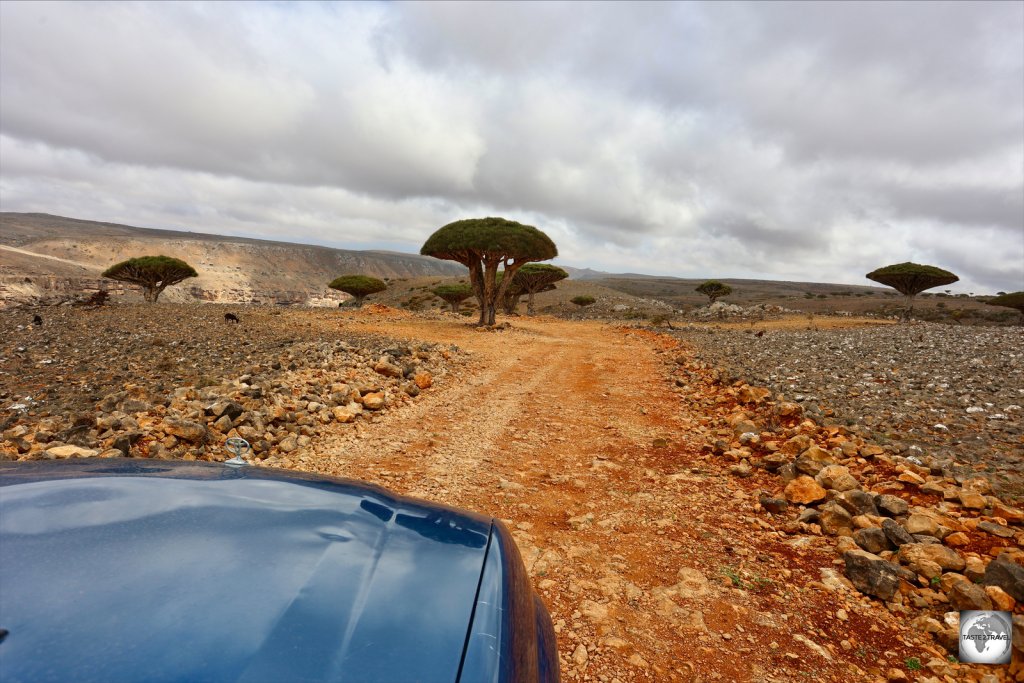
[328,275,387,306]
[512,264,568,316]
[985,291,1024,317]
[431,283,474,313]
[695,280,733,303]
[421,217,557,326]
[102,255,197,303]
[865,262,958,319]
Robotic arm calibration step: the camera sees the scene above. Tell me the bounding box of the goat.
[224,313,239,323]
[32,314,42,326]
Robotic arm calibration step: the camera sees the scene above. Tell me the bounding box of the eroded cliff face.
[0,213,465,307]
[0,276,349,307]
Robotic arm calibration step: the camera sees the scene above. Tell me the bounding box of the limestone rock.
[898,543,965,576]
[984,585,1016,611]
[843,549,901,601]
[948,580,993,611]
[818,502,854,537]
[163,419,208,443]
[777,402,802,418]
[992,502,1023,524]
[361,393,386,411]
[881,518,914,547]
[815,464,859,492]
[758,493,788,515]
[373,357,403,378]
[976,521,1014,538]
[958,489,987,510]
[332,404,361,423]
[784,476,827,505]
[904,514,939,537]
[983,554,1024,601]
[44,445,99,459]
[836,490,879,517]
[875,494,909,517]
[853,527,891,555]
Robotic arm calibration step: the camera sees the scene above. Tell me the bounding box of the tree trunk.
[902,294,916,322]
[482,258,499,326]
[466,260,486,326]
[450,301,459,314]
[527,291,536,316]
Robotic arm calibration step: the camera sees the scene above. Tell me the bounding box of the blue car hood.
[0,459,492,683]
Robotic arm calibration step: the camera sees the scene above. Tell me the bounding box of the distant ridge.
[0,212,464,305]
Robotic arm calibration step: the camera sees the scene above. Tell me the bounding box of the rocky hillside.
[0,212,465,306]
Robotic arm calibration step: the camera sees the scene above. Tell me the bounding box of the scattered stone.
[163,419,208,443]
[976,521,1015,538]
[991,502,1024,524]
[875,494,909,518]
[853,527,891,555]
[836,490,879,517]
[983,555,1024,601]
[758,493,788,515]
[843,550,901,600]
[898,543,966,575]
[943,532,969,547]
[818,502,854,537]
[958,490,987,510]
[44,445,98,459]
[904,514,939,537]
[361,393,386,411]
[881,518,914,547]
[984,585,1016,611]
[373,357,404,378]
[948,580,993,611]
[730,462,752,478]
[815,464,859,492]
[784,476,827,505]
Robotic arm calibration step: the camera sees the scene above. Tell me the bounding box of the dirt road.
[303,315,940,682]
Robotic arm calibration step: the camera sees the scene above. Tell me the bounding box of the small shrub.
[571,295,596,307]
[649,314,672,328]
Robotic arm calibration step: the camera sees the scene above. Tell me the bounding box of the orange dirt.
[295,315,958,682]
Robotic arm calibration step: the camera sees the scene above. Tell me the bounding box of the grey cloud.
[0,1,1021,293]
[878,184,1024,231]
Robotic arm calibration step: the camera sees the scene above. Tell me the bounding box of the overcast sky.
[1,1,1022,292]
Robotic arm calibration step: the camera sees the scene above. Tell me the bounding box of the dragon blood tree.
[695,280,733,304]
[421,217,557,326]
[328,275,387,307]
[432,283,474,313]
[866,262,959,320]
[102,255,198,303]
[511,264,568,316]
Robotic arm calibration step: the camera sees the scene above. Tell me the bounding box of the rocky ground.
[2,307,1022,682]
[0,303,462,463]
[673,322,1024,505]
